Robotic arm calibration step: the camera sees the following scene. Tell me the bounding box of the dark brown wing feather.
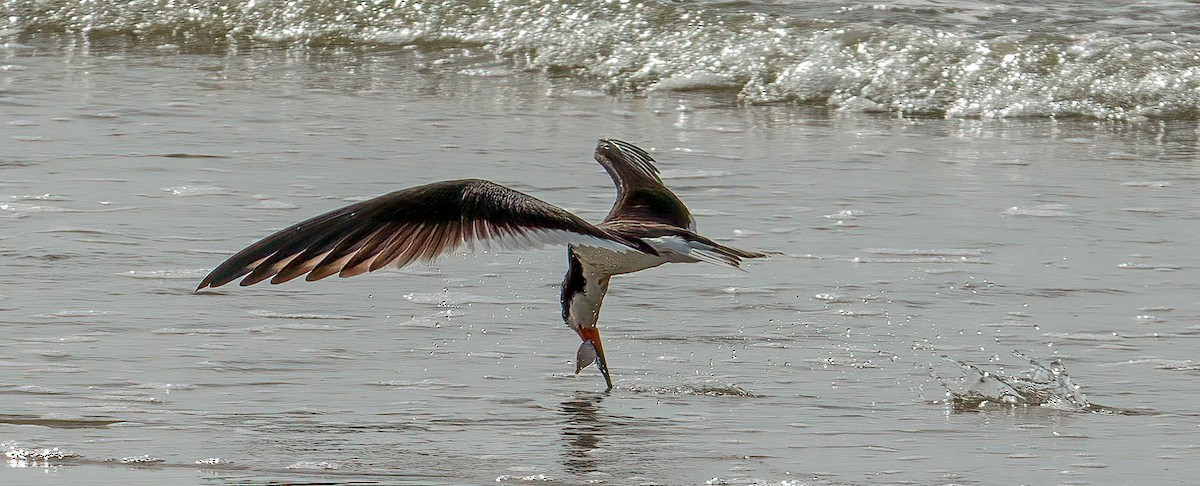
[594,139,694,229]
[197,179,641,289]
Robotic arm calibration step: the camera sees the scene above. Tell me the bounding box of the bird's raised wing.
[197,179,644,289]
[593,139,694,230]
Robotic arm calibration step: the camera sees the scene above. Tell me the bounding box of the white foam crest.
[4,443,82,465]
[285,460,340,470]
[9,335,98,343]
[128,383,196,391]
[1098,358,1198,370]
[1116,262,1182,271]
[0,202,70,214]
[5,193,71,201]
[8,385,65,394]
[158,185,230,196]
[29,309,111,318]
[1042,332,1122,341]
[119,454,165,464]
[813,292,851,303]
[706,479,808,486]
[151,323,344,334]
[496,474,556,482]
[846,256,990,264]
[367,379,470,389]
[1003,204,1076,217]
[757,29,1200,120]
[121,268,209,279]
[248,310,358,320]
[1122,181,1171,188]
[12,1,1200,119]
[862,248,988,257]
[249,200,299,210]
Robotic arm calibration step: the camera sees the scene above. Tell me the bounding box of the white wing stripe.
[465,225,635,254]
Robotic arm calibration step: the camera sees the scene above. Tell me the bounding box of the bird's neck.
[561,251,611,332]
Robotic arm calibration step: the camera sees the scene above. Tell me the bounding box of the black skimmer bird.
[197,139,767,390]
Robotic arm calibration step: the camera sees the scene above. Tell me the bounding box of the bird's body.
[198,139,767,390]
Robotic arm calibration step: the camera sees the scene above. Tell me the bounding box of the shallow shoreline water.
[3,3,1200,484]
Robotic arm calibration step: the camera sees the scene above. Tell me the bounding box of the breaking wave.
[4,0,1200,119]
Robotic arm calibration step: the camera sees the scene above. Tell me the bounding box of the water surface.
[3,2,1200,485]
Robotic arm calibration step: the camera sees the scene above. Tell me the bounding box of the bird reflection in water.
[559,393,610,475]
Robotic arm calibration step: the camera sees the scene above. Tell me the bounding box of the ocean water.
[2,1,1200,485]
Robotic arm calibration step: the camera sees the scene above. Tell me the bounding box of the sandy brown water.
[2,41,1200,485]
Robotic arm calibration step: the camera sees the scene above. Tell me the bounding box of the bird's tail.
[679,233,774,269]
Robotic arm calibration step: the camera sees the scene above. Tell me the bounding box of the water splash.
[934,351,1145,415]
[625,380,760,397]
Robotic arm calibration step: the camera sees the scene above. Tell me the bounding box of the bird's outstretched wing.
[197,179,645,289]
[594,139,694,230]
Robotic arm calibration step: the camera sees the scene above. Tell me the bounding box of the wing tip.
[595,138,662,182]
[196,270,239,291]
